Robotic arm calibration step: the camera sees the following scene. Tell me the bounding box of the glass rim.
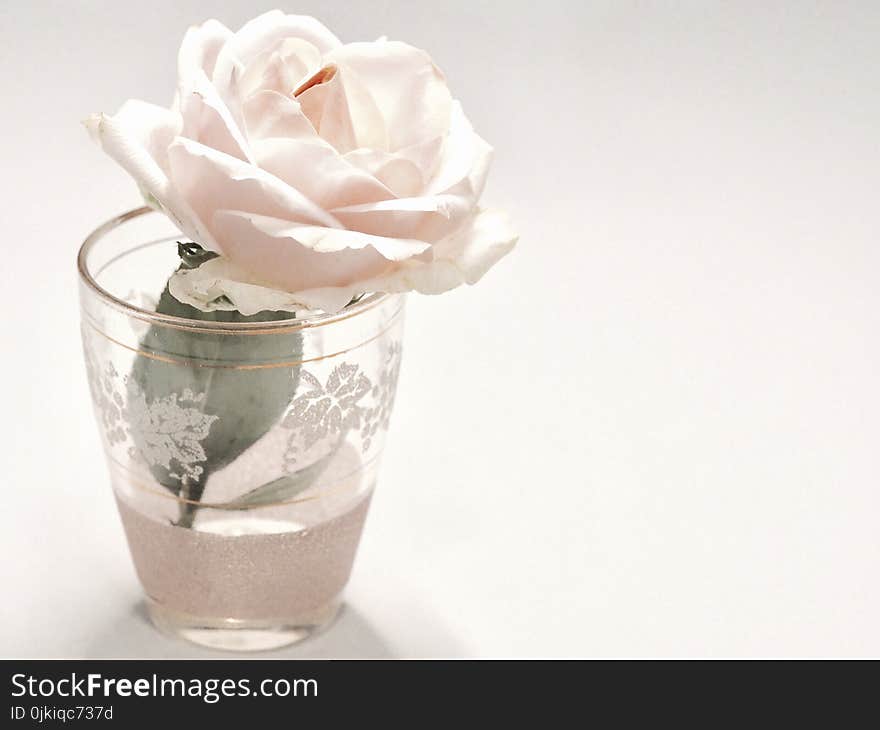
[77,206,394,334]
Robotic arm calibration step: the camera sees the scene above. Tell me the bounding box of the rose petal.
[329,194,469,240]
[83,102,214,247]
[167,137,339,252]
[252,137,395,209]
[420,207,519,289]
[297,64,387,153]
[85,100,179,178]
[239,37,322,98]
[327,40,452,151]
[178,72,252,162]
[177,18,234,81]
[242,90,318,141]
[426,101,492,198]
[210,210,417,292]
[222,212,431,258]
[299,207,518,308]
[331,106,490,242]
[344,149,423,197]
[168,257,310,315]
[176,208,517,315]
[213,12,341,102]
[394,134,446,182]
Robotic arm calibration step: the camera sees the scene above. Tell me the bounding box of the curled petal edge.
[167,208,517,315]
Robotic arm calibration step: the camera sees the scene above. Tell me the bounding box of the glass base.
[146,597,341,652]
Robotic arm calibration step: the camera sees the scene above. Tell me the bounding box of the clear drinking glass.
[78,207,404,651]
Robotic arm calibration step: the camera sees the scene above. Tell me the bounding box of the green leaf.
[128,245,304,527]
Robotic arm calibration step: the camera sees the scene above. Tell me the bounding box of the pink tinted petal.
[239,37,322,97]
[167,138,339,250]
[102,99,181,175]
[170,210,516,315]
[330,194,469,241]
[83,102,206,243]
[213,12,340,100]
[177,19,234,81]
[84,109,170,197]
[243,90,318,141]
[218,210,429,257]
[394,134,446,182]
[294,66,344,142]
[253,137,395,209]
[211,210,402,291]
[426,101,493,198]
[179,72,251,161]
[357,208,518,296]
[426,208,518,287]
[344,149,423,197]
[297,64,387,153]
[327,40,452,151]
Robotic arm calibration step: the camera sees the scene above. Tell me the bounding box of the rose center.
[292,64,338,98]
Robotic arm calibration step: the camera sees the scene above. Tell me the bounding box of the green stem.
[175,475,208,528]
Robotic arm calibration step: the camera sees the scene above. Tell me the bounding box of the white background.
[2,1,879,657]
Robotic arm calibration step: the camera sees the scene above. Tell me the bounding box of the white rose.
[86,10,517,314]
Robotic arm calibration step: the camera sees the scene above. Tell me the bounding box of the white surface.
[2,1,879,657]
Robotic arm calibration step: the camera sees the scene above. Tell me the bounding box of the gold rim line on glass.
[107,452,381,510]
[80,301,403,370]
[77,207,396,335]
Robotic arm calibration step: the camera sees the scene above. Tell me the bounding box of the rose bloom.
[86,10,517,314]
